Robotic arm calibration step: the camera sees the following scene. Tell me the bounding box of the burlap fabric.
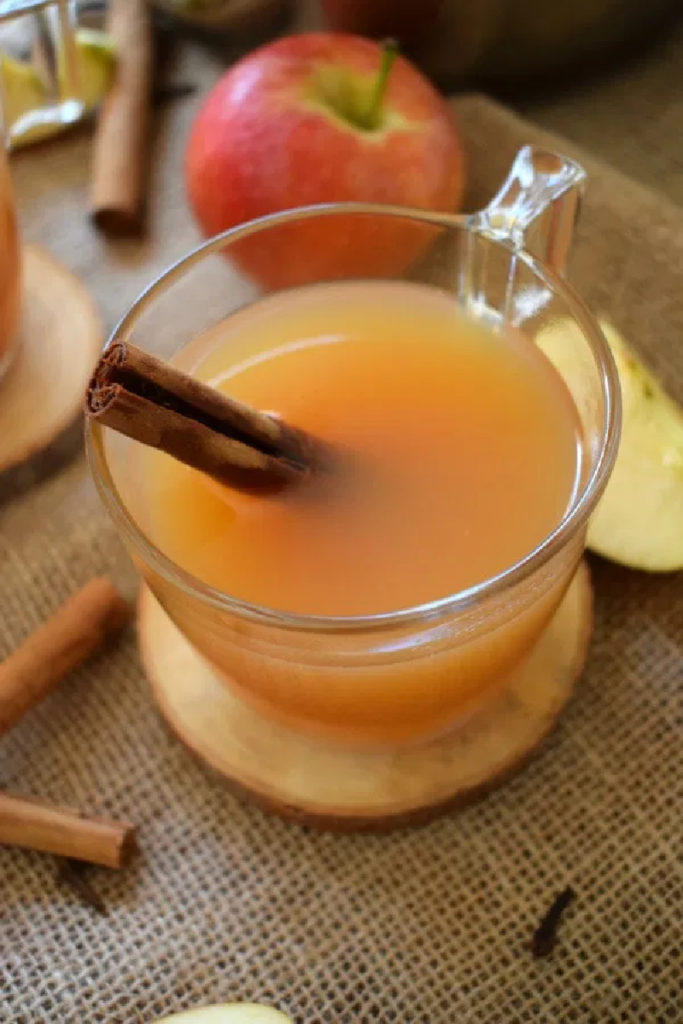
[1,60,682,1024]
[516,17,683,209]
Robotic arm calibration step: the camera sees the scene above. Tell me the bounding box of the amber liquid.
[144,281,580,613]
[135,280,583,743]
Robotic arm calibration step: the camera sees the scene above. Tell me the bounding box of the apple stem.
[362,38,398,130]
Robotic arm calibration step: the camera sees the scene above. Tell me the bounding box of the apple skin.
[185,33,464,288]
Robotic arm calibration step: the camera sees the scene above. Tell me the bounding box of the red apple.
[185,33,464,288]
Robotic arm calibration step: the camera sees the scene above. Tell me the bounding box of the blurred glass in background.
[0,0,84,148]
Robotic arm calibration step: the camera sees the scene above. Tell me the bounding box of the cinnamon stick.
[0,577,130,738]
[0,792,135,868]
[90,0,152,236]
[86,341,329,491]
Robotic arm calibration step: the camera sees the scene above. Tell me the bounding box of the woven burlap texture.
[2,93,682,1022]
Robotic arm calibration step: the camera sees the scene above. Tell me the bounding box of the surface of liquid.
[141,281,582,617]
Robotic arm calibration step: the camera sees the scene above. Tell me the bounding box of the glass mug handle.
[468,145,587,275]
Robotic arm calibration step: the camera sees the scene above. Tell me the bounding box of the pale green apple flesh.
[61,28,117,114]
[154,1004,294,1024]
[0,55,46,135]
[536,317,683,572]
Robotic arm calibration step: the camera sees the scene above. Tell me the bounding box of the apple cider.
[133,280,584,745]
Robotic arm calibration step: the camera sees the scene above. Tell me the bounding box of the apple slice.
[537,317,683,572]
[0,55,46,138]
[154,1004,294,1024]
[61,28,117,114]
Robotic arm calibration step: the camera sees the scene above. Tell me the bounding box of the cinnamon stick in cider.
[90,0,152,236]
[0,577,130,738]
[86,342,330,491]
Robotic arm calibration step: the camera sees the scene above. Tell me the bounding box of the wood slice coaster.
[0,244,103,474]
[139,562,592,831]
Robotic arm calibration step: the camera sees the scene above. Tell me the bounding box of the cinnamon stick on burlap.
[90,0,152,236]
[86,341,330,491]
[0,577,130,738]
[0,792,135,868]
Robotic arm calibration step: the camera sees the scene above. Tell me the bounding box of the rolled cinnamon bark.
[0,577,130,738]
[86,342,330,491]
[90,0,153,236]
[0,792,135,868]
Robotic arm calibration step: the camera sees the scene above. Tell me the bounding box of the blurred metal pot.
[320,0,680,86]
[152,0,289,34]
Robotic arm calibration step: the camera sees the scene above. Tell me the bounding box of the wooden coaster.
[0,244,103,474]
[139,562,593,831]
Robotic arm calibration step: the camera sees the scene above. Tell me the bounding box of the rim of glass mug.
[86,200,622,633]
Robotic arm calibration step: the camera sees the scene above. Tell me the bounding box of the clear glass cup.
[0,0,82,381]
[0,0,83,148]
[87,147,621,748]
[0,143,21,381]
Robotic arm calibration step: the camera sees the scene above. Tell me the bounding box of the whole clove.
[531,886,575,957]
[152,82,197,106]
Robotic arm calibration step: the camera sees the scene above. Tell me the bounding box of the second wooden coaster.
[0,244,103,475]
[138,562,593,831]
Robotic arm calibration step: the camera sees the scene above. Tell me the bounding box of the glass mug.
[0,0,82,382]
[0,0,83,147]
[0,145,20,380]
[88,147,621,748]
